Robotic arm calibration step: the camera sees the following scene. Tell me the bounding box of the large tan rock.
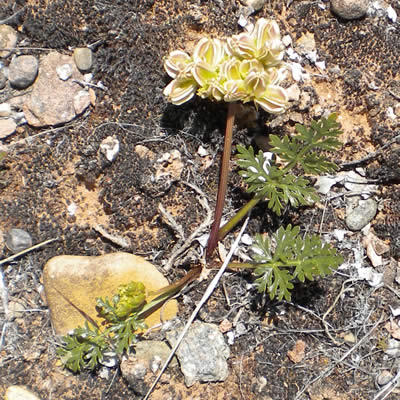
[43,252,178,335]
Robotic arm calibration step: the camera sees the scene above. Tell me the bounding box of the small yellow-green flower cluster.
[163,18,288,114]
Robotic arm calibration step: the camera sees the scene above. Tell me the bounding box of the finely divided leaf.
[251,225,342,301]
[236,146,318,215]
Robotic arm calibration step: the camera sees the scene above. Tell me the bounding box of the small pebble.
[56,63,73,81]
[9,55,39,89]
[5,228,33,253]
[5,385,42,400]
[0,102,11,117]
[73,48,93,72]
[100,136,120,162]
[345,198,377,231]
[0,25,18,58]
[242,0,266,11]
[0,118,17,139]
[376,370,394,386]
[330,0,370,20]
[73,90,91,115]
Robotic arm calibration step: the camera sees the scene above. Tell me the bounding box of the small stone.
[6,300,25,320]
[286,84,301,102]
[345,198,377,231]
[0,118,17,138]
[394,103,400,117]
[73,89,91,115]
[0,103,11,117]
[5,385,42,400]
[9,55,39,89]
[56,63,73,81]
[133,340,177,369]
[5,228,32,253]
[384,338,400,357]
[73,48,93,72]
[0,25,18,58]
[100,136,120,162]
[166,321,230,387]
[43,252,178,335]
[242,0,266,11]
[330,0,369,20]
[376,370,394,386]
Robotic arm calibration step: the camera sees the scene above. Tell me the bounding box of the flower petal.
[163,79,197,105]
[164,50,192,79]
[192,61,218,86]
[254,85,288,114]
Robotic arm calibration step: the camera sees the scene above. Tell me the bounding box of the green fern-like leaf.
[251,225,343,301]
[269,113,342,174]
[236,146,318,215]
[110,314,147,354]
[57,321,108,372]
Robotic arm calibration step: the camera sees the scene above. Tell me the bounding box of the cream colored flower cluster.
[163,18,288,114]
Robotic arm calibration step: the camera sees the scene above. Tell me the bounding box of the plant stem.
[217,196,261,242]
[206,102,237,259]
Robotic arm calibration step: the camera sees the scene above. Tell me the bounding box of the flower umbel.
[163,18,288,114]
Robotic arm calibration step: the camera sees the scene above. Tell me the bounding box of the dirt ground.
[1,0,400,399]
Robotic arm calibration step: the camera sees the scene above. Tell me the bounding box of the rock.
[5,228,33,253]
[331,0,369,20]
[56,63,73,81]
[5,385,42,400]
[384,338,400,357]
[22,52,92,127]
[43,252,178,335]
[376,370,394,386]
[7,300,25,320]
[345,198,377,231]
[0,102,11,117]
[166,321,230,387]
[0,118,17,138]
[241,0,266,11]
[73,89,91,114]
[100,136,120,162]
[73,48,93,72]
[9,55,39,89]
[121,340,178,391]
[133,340,177,370]
[0,25,18,58]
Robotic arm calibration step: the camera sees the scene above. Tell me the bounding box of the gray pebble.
[0,25,18,58]
[166,321,230,387]
[73,48,93,72]
[9,55,39,89]
[331,0,370,20]
[345,198,377,231]
[5,228,33,253]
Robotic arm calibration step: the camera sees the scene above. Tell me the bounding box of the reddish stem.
[206,102,237,260]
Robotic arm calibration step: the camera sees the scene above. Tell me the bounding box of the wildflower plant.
[57,281,147,372]
[163,21,343,300]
